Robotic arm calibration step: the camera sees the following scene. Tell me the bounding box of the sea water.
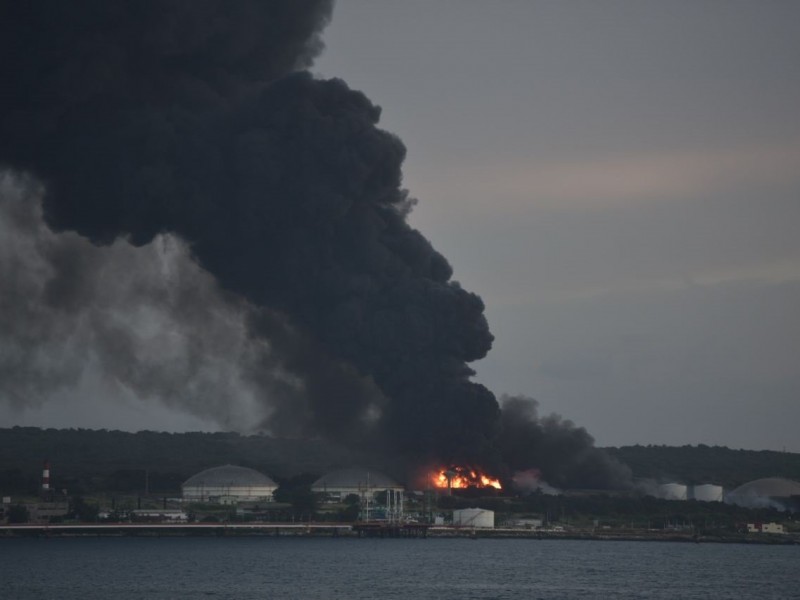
[1,537,798,599]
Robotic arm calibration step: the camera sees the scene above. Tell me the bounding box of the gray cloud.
[480,278,800,451]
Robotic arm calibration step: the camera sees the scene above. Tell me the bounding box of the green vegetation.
[6,504,29,524]
[69,496,100,522]
[605,444,800,488]
[3,428,798,498]
[272,473,319,520]
[0,426,354,495]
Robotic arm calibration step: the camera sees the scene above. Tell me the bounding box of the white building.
[507,517,543,529]
[747,522,785,534]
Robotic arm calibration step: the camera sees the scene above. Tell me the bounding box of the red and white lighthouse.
[41,459,50,492]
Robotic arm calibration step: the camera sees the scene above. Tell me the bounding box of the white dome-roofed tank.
[658,483,688,500]
[692,484,724,502]
[182,465,277,502]
[726,477,800,508]
[312,467,403,502]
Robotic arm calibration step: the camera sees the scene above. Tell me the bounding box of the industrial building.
[182,465,277,503]
[311,467,403,503]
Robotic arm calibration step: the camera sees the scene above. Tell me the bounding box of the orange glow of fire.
[431,466,502,490]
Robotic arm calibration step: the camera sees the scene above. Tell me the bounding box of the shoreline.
[1,523,797,545]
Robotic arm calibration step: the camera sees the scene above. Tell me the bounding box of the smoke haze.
[0,173,294,431]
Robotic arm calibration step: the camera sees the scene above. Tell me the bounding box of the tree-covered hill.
[1,427,799,495]
[604,444,800,489]
[0,427,354,495]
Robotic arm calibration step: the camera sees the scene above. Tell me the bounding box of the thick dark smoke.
[499,395,631,490]
[0,1,628,487]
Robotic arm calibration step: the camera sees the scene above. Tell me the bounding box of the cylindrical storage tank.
[693,484,724,502]
[658,483,688,501]
[453,507,494,528]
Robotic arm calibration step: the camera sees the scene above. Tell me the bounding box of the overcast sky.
[313,0,800,451]
[2,1,798,452]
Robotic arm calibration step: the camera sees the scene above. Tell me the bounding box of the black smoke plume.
[0,0,628,487]
[499,396,631,489]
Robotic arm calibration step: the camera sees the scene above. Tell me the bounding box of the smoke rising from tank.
[511,469,562,496]
[0,0,628,487]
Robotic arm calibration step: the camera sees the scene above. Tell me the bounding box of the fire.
[431,465,502,490]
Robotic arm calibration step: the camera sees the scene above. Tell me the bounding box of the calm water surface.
[1,537,798,599]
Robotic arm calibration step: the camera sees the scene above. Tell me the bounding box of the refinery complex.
[3,459,799,539]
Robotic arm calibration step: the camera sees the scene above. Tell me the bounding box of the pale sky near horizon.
[2,1,798,452]
[313,0,800,451]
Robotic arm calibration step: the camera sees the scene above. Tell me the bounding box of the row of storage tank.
[180,465,800,512]
[656,478,800,508]
[657,483,724,502]
[181,464,497,527]
[181,465,403,503]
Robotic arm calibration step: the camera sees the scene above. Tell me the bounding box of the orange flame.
[431,465,502,490]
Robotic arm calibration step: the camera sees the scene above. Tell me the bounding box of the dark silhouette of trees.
[7,504,29,523]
